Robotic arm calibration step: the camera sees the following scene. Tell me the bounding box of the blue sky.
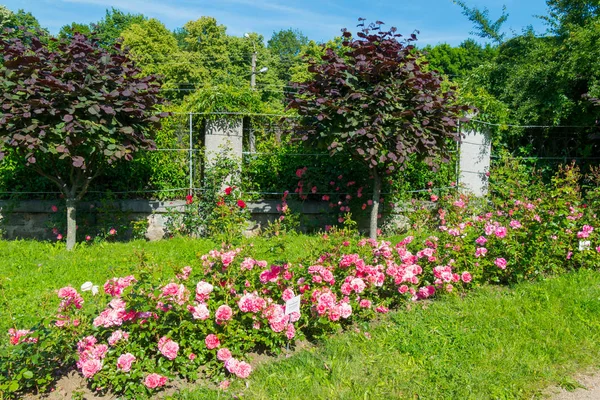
[4,0,549,46]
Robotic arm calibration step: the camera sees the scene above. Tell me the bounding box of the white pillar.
[458,127,491,197]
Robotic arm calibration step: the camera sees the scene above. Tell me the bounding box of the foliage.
[0,6,44,36]
[91,8,146,47]
[542,0,600,33]
[164,150,250,243]
[0,30,168,247]
[453,1,509,44]
[288,20,470,238]
[422,39,498,77]
[268,28,309,84]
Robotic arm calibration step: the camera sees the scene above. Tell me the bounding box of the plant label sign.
[579,240,591,251]
[285,295,301,316]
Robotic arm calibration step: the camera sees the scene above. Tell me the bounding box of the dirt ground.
[547,372,600,400]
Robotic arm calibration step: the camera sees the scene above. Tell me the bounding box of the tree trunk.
[369,169,381,240]
[66,197,77,250]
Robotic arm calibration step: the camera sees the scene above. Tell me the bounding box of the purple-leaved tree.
[288,19,472,239]
[0,29,169,249]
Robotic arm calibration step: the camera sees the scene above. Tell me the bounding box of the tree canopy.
[288,20,471,238]
[0,30,168,248]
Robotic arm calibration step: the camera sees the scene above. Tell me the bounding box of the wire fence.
[2,112,599,201]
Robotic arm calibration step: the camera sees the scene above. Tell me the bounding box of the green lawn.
[180,268,600,400]
[0,235,327,334]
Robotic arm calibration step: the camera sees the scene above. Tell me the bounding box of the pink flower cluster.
[93,298,134,328]
[224,357,253,379]
[238,292,267,313]
[108,329,129,346]
[161,282,189,305]
[240,257,268,271]
[57,286,84,311]
[77,336,107,378]
[577,225,594,239]
[103,275,136,297]
[8,328,37,345]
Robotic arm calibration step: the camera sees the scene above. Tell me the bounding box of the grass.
[0,235,327,334]
[180,268,600,400]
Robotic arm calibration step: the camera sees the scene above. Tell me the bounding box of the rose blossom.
[117,353,136,372]
[215,305,233,323]
[494,258,507,270]
[144,373,167,389]
[217,348,232,361]
[158,336,179,360]
[461,271,472,283]
[235,361,253,378]
[188,303,210,320]
[80,358,102,378]
[205,334,220,349]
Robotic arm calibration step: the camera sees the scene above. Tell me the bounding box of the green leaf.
[8,381,19,392]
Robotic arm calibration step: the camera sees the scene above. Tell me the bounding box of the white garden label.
[285,295,301,316]
[579,240,591,251]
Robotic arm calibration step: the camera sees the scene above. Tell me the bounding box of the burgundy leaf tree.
[0,30,169,249]
[287,20,472,239]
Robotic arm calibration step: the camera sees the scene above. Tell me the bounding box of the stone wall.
[0,199,412,241]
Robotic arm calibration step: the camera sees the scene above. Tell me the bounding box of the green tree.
[454,1,509,44]
[58,22,92,39]
[94,8,146,46]
[0,31,168,249]
[121,19,208,93]
[543,0,600,33]
[267,28,308,84]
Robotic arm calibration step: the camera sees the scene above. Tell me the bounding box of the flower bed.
[3,163,600,398]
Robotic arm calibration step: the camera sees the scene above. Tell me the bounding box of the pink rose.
[461,271,472,283]
[144,373,167,389]
[117,353,136,372]
[205,334,220,349]
[235,361,253,379]
[188,303,210,320]
[158,336,179,360]
[219,380,231,390]
[215,305,233,323]
[217,348,232,361]
[80,358,102,378]
[494,258,507,270]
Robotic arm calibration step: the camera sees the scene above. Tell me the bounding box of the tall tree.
[543,0,600,33]
[288,20,470,238]
[454,1,509,44]
[0,30,168,249]
[121,18,208,92]
[268,28,309,85]
[93,8,146,47]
